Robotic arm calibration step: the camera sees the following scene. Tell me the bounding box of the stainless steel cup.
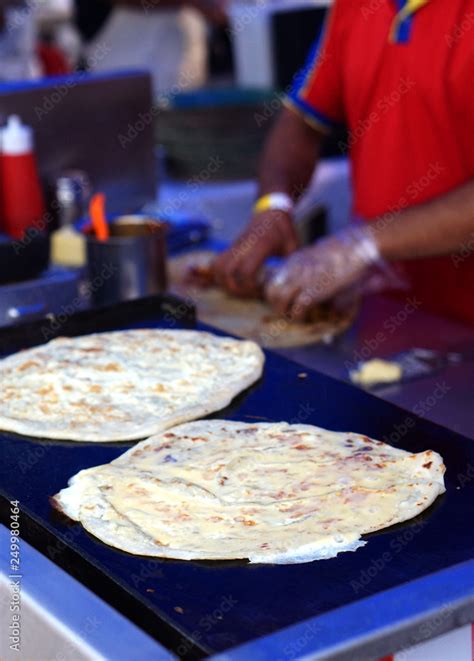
[86,216,168,306]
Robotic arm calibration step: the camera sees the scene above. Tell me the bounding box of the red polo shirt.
[286,0,474,326]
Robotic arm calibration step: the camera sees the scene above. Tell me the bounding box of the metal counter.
[275,293,474,440]
[0,525,172,661]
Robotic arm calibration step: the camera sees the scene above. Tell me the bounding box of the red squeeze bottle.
[1,116,45,240]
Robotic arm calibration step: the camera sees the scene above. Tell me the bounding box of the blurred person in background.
[74,0,228,96]
[0,0,42,81]
[213,0,474,326]
[0,0,75,80]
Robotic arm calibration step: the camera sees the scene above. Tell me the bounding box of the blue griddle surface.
[1,319,474,657]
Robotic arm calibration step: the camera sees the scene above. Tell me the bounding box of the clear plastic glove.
[265,225,386,321]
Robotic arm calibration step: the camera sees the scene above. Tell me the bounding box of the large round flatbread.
[0,330,264,442]
[169,251,357,348]
[53,420,446,563]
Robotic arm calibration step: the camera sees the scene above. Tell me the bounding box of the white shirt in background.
[85,7,208,99]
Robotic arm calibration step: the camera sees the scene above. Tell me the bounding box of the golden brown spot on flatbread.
[153,384,166,393]
[86,404,113,415]
[95,362,122,372]
[37,385,53,395]
[423,461,433,469]
[104,363,121,372]
[131,487,148,496]
[155,443,171,451]
[236,517,256,526]
[18,360,39,372]
[89,385,103,393]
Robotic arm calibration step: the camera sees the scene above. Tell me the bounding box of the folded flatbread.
[53,420,446,563]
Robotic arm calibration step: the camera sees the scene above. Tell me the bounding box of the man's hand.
[265,226,380,320]
[213,210,299,297]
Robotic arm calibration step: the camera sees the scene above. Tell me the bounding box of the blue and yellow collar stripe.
[390,0,430,43]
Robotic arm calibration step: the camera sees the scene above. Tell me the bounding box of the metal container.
[86,216,167,306]
[55,171,92,229]
[0,268,83,328]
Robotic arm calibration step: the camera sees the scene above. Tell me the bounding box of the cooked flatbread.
[0,330,264,442]
[53,420,446,563]
[169,251,357,348]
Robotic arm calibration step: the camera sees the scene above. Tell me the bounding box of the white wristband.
[253,192,294,214]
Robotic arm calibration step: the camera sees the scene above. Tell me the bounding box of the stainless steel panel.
[0,71,157,214]
[0,268,83,328]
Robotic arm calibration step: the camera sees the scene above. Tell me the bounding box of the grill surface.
[0,299,473,658]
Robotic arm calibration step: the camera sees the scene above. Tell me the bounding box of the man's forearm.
[258,107,323,201]
[371,179,474,261]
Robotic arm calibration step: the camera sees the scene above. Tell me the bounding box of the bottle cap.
[1,115,33,155]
